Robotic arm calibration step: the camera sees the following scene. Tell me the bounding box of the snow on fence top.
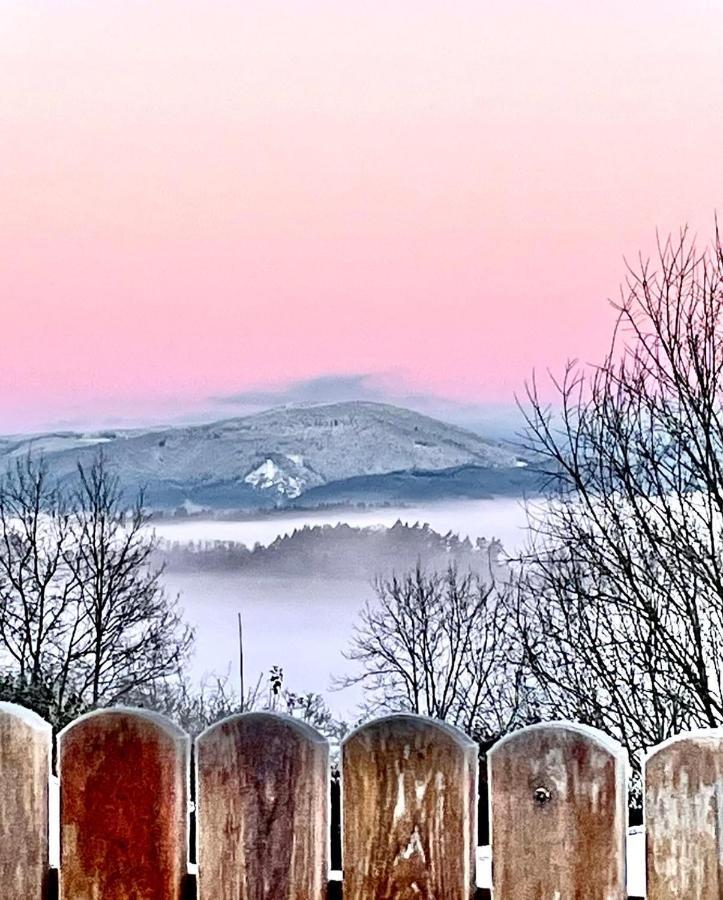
[0,702,720,898]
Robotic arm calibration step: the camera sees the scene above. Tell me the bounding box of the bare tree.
[65,454,193,706]
[0,453,192,726]
[516,226,723,765]
[342,566,535,741]
[0,458,77,714]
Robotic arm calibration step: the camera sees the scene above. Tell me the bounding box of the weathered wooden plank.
[58,707,189,899]
[0,702,51,899]
[343,713,478,900]
[489,721,627,899]
[646,729,723,898]
[196,711,328,900]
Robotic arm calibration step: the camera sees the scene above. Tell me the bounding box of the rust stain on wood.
[342,713,478,900]
[646,731,723,898]
[58,707,189,900]
[196,711,328,900]
[0,703,51,899]
[489,722,627,899]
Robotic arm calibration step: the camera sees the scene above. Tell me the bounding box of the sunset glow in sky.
[2,2,723,432]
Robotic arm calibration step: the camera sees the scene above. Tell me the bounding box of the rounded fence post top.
[489,720,626,760]
[196,710,329,747]
[57,705,188,743]
[0,702,52,733]
[645,727,723,763]
[342,712,477,749]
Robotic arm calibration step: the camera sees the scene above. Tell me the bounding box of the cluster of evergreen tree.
[158,521,506,580]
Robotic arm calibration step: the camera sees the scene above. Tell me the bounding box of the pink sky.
[2,2,722,432]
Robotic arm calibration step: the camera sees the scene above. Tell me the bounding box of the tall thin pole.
[238,611,245,710]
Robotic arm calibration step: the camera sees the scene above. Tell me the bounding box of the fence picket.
[342,713,478,900]
[489,721,627,899]
[646,730,723,898]
[0,703,51,899]
[196,711,328,900]
[10,699,723,896]
[58,707,189,899]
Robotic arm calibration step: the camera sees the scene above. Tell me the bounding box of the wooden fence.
[0,701,720,898]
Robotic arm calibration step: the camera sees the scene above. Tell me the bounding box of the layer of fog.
[158,498,533,717]
[164,571,371,713]
[153,497,532,551]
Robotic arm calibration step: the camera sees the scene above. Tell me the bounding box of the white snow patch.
[244,459,304,498]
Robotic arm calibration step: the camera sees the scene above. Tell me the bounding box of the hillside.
[0,402,533,510]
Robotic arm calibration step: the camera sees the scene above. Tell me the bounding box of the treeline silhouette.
[157,521,506,580]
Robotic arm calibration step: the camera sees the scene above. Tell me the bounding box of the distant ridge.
[0,401,534,511]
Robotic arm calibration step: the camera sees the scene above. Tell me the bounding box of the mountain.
[0,401,535,510]
[297,463,535,506]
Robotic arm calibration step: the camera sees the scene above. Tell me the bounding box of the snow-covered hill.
[0,402,532,509]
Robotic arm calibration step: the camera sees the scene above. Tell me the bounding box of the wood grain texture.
[196,712,329,900]
[646,730,723,898]
[58,707,189,900]
[489,721,627,900]
[0,702,51,899]
[342,714,478,900]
